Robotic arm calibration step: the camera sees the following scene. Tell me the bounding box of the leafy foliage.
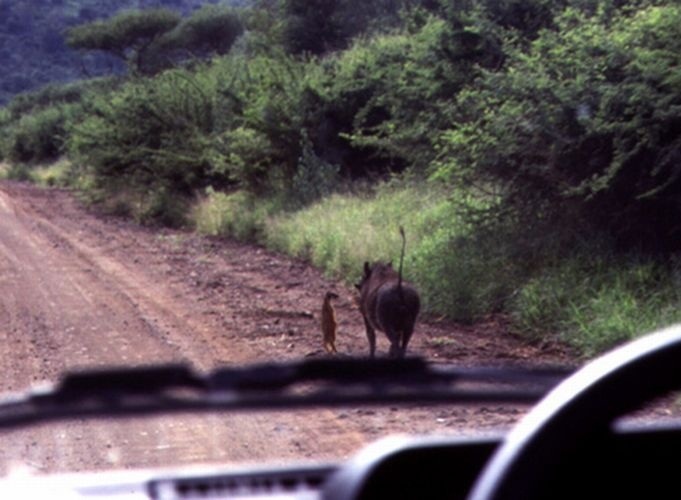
[0,78,121,165]
[158,5,244,59]
[278,0,407,55]
[323,16,482,176]
[66,69,222,223]
[290,132,340,206]
[209,53,327,196]
[5,106,69,164]
[192,188,277,240]
[65,8,182,74]
[434,3,681,252]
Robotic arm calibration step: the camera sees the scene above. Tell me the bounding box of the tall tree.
[65,8,181,75]
[280,0,346,55]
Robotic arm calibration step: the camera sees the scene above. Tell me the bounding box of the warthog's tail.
[398,226,406,302]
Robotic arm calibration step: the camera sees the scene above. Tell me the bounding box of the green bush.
[66,68,222,223]
[278,0,407,56]
[215,126,275,194]
[5,80,97,119]
[0,79,118,165]
[27,160,78,187]
[323,16,476,176]
[5,105,71,164]
[289,132,340,206]
[210,54,328,198]
[2,164,32,182]
[161,5,244,57]
[434,4,681,252]
[137,186,189,228]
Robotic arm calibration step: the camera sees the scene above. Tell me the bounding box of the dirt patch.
[0,180,575,474]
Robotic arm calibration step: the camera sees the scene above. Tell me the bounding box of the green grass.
[0,159,90,189]
[512,254,681,357]
[265,182,458,284]
[26,159,73,187]
[191,188,279,242]
[0,163,32,181]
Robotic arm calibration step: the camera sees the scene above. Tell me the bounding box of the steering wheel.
[468,324,681,500]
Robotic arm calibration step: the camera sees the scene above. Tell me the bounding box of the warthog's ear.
[363,261,371,277]
[387,261,393,268]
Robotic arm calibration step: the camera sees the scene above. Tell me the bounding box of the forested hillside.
[2,0,681,357]
[0,0,248,104]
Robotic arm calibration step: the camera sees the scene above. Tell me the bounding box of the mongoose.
[321,291,339,354]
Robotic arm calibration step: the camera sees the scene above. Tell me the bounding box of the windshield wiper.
[0,358,572,430]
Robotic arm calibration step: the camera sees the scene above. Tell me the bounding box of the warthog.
[355,228,420,358]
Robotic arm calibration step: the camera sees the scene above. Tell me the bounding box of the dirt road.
[0,181,571,475]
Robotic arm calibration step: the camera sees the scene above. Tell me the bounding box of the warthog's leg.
[363,317,376,358]
[400,328,414,355]
[388,329,407,358]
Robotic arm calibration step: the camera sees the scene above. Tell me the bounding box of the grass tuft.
[512,255,681,357]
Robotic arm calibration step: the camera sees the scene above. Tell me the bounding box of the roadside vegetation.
[2,0,681,356]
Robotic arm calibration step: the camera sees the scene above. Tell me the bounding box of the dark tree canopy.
[279,0,407,56]
[65,8,182,74]
[158,5,245,58]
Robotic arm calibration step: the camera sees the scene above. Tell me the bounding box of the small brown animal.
[355,227,420,358]
[321,291,339,354]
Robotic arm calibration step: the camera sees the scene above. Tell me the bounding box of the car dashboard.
[1,422,680,500]
[2,325,681,500]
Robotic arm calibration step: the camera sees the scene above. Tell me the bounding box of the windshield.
[0,180,568,475]
[0,0,679,478]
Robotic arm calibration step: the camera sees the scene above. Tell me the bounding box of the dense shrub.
[290,132,340,206]
[5,106,71,164]
[209,54,328,197]
[278,0,407,56]
[6,82,87,119]
[66,69,222,222]
[434,4,681,252]
[192,188,277,241]
[321,14,492,178]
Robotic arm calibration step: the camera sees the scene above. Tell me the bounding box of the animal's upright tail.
[398,226,406,302]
